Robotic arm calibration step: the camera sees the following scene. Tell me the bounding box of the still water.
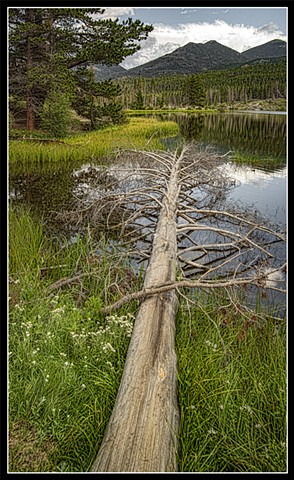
[9,111,287,242]
[9,112,287,311]
[157,111,287,226]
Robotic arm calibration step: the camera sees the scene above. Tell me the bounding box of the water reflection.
[220,163,286,226]
[158,112,286,161]
[9,113,287,237]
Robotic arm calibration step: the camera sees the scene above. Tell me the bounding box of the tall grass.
[8,207,287,472]
[176,294,287,472]
[9,117,179,165]
[9,207,47,275]
[9,206,140,472]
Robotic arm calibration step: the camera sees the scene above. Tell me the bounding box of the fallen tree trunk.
[64,142,286,472]
[91,149,184,472]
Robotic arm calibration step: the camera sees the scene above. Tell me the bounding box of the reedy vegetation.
[9,117,179,165]
[9,204,286,472]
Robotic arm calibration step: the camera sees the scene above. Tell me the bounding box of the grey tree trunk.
[91,150,183,472]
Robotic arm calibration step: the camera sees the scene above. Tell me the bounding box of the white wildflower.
[102,342,116,353]
[52,306,65,316]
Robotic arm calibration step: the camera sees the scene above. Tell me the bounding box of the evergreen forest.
[113,59,286,110]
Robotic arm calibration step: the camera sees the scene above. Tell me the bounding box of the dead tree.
[55,143,286,472]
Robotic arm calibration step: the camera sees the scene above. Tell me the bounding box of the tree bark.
[91,150,184,472]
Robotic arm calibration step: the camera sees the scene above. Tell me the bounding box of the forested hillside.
[111,59,286,109]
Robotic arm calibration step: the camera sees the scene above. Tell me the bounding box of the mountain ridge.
[92,39,286,81]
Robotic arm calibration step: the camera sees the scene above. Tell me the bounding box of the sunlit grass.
[9,117,179,165]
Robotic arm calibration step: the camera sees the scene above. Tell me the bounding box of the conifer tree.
[73,66,125,129]
[8,8,153,130]
[185,75,206,107]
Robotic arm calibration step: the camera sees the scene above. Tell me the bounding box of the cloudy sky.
[99,7,287,69]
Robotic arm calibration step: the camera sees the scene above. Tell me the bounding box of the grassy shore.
[231,151,286,170]
[8,206,287,472]
[9,117,179,165]
[126,98,287,115]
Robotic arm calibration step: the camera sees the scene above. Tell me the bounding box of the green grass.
[231,151,286,170]
[9,205,140,472]
[126,108,214,114]
[8,207,287,472]
[176,293,287,472]
[9,117,179,165]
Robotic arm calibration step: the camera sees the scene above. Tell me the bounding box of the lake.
[154,111,287,225]
[9,111,287,311]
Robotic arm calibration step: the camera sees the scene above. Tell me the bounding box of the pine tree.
[73,66,124,129]
[9,8,153,130]
[132,89,144,109]
[185,75,206,108]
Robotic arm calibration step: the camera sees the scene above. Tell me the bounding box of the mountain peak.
[91,39,286,80]
[242,39,286,61]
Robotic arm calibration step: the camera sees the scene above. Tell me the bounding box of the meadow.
[8,206,287,472]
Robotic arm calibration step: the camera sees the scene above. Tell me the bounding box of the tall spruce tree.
[185,75,206,108]
[8,8,153,130]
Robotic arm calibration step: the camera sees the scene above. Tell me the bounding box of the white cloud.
[121,19,286,69]
[98,7,135,19]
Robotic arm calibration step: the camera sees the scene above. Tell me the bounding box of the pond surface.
[9,112,287,311]
[152,111,287,225]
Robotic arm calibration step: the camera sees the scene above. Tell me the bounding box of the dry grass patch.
[9,420,55,472]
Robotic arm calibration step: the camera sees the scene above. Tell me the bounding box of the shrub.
[40,91,73,138]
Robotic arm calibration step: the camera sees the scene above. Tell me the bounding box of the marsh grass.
[8,207,287,472]
[232,151,286,170]
[9,117,179,165]
[176,294,287,472]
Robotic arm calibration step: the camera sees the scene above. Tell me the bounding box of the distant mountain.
[121,41,246,78]
[91,63,127,81]
[240,39,286,62]
[91,39,286,80]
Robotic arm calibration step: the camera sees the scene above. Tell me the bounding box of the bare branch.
[102,270,286,313]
